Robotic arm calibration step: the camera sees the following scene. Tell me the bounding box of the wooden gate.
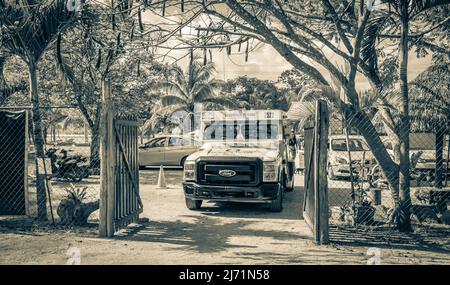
[302,100,329,244]
[99,79,143,237]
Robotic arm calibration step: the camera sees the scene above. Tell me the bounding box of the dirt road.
[0,170,449,264]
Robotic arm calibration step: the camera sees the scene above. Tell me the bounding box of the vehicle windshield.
[331,138,368,151]
[203,120,279,148]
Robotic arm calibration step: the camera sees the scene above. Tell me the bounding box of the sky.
[161,43,432,90]
[144,5,433,91]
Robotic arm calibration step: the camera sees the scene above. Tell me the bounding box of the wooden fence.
[99,79,142,237]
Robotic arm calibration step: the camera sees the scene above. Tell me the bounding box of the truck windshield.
[203,120,279,142]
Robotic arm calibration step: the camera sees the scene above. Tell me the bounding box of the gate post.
[315,100,329,244]
[99,78,116,237]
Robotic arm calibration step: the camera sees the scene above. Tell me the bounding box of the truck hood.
[187,144,279,162]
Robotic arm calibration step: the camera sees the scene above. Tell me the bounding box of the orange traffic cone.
[156,165,167,189]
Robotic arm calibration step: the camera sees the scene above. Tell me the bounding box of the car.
[327,135,377,180]
[182,110,295,212]
[138,135,199,168]
[382,133,450,181]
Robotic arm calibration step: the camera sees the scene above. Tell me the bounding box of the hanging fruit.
[203,48,207,65]
[162,0,166,16]
[245,40,249,62]
[95,49,102,70]
[116,33,121,56]
[56,33,63,65]
[137,60,141,76]
[138,7,144,32]
[130,20,135,40]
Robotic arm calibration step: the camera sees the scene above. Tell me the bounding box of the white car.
[382,134,450,180]
[327,135,376,180]
[139,135,199,168]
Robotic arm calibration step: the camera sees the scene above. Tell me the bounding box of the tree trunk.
[346,108,400,197]
[435,126,445,188]
[84,118,89,143]
[52,125,56,143]
[76,97,101,171]
[397,1,412,232]
[29,60,47,221]
[90,125,100,170]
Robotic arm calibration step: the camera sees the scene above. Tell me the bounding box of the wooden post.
[99,78,115,237]
[84,118,89,144]
[313,102,320,242]
[24,110,30,216]
[318,101,329,244]
[314,100,329,244]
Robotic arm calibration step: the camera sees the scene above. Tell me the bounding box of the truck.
[182,110,295,212]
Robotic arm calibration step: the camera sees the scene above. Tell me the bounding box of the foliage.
[222,76,288,111]
[146,52,234,134]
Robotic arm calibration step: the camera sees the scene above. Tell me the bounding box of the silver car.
[139,135,199,167]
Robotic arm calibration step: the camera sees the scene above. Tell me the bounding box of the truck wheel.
[269,186,283,212]
[185,198,202,210]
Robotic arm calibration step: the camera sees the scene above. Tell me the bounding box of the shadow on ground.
[115,216,312,254]
[329,224,450,255]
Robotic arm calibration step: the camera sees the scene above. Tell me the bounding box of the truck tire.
[269,186,283,212]
[185,198,202,210]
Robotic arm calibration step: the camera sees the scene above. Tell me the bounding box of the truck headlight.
[263,162,278,182]
[183,161,196,181]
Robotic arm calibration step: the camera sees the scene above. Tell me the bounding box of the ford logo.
[218,169,236,178]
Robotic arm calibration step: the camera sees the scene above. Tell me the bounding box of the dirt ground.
[1,170,449,265]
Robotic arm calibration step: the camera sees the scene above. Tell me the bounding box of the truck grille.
[197,159,262,186]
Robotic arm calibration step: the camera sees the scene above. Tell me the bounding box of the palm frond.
[201,97,238,109]
[410,0,450,16]
[360,16,388,88]
[160,94,188,107]
[143,104,188,133]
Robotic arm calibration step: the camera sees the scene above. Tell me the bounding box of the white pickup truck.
[182,110,295,212]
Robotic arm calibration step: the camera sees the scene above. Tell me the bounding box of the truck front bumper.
[183,182,280,203]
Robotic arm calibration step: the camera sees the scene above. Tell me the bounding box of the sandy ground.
[1,170,449,265]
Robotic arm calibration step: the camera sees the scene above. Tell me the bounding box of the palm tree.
[0,1,76,220]
[386,0,450,231]
[149,51,234,133]
[410,62,450,188]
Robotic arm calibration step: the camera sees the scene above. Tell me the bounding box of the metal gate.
[302,100,329,244]
[99,79,142,237]
[0,110,28,215]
